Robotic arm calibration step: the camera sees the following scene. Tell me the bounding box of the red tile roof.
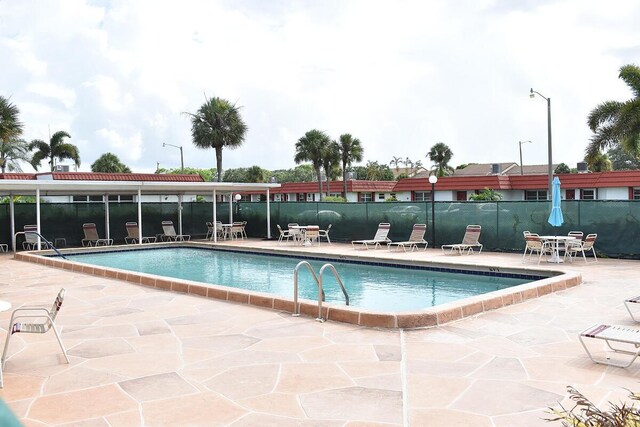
[0,173,36,180]
[27,172,204,182]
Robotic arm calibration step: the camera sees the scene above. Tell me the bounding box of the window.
[329,192,342,198]
[525,190,547,201]
[274,194,282,202]
[89,195,103,202]
[72,195,103,203]
[306,193,314,202]
[634,188,640,200]
[378,193,386,200]
[298,193,305,202]
[414,191,431,202]
[360,192,373,202]
[581,189,595,200]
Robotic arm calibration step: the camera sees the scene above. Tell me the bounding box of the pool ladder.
[14,231,67,260]
[293,261,349,322]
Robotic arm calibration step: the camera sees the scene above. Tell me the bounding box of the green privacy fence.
[1,200,639,258]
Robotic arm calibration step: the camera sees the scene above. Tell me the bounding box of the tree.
[586,64,640,163]
[186,96,248,182]
[412,160,424,176]
[0,96,26,173]
[587,150,613,172]
[294,129,330,201]
[404,157,413,170]
[29,130,80,171]
[361,161,394,181]
[427,142,454,177]
[271,164,315,183]
[322,141,341,196]
[469,187,502,201]
[91,152,131,173]
[246,165,266,183]
[554,163,571,174]
[389,156,403,172]
[338,133,364,197]
[608,143,640,170]
[0,138,31,173]
[157,167,217,181]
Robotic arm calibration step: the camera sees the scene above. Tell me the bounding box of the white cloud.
[1,0,640,173]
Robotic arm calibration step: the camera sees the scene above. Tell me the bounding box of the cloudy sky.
[1,0,639,174]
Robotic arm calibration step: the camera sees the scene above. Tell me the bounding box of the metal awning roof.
[0,180,281,196]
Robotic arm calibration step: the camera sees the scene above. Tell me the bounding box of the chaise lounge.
[387,224,428,252]
[579,324,640,368]
[351,223,391,250]
[442,224,483,255]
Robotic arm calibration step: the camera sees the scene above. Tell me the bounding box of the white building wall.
[394,191,411,202]
[598,187,628,200]
[346,193,359,202]
[434,191,454,201]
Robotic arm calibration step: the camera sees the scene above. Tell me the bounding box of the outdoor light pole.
[518,140,532,175]
[529,88,552,198]
[428,175,438,246]
[162,143,184,172]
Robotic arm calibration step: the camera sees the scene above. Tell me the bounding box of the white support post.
[104,194,111,241]
[9,195,15,252]
[36,187,41,250]
[213,190,217,243]
[266,188,271,239]
[229,193,233,224]
[178,194,183,235]
[137,188,142,245]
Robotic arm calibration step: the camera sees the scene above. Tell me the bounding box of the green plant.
[384,196,398,202]
[469,187,503,201]
[323,196,346,202]
[547,386,640,426]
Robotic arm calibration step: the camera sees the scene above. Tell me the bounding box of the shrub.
[547,386,640,426]
[322,196,346,202]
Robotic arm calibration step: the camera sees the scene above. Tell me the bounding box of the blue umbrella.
[548,176,564,227]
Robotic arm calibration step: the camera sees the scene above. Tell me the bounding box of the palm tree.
[404,157,413,171]
[586,64,640,162]
[412,160,424,176]
[0,138,31,173]
[0,96,26,173]
[338,134,363,197]
[294,129,330,201]
[322,141,341,196]
[427,142,454,177]
[29,130,80,171]
[91,152,131,173]
[389,156,403,172]
[587,150,613,172]
[186,96,248,182]
[246,165,265,183]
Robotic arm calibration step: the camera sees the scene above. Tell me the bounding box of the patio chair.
[125,222,156,244]
[388,224,428,252]
[564,233,597,263]
[288,223,302,243]
[81,223,113,247]
[303,225,320,245]
[318,224,332,245]
[441,225,483,255]
[277,224,294,243]
[1,288,69,388]
[241,221,248,239]
[522,233,553,263]
[205,221,214,239]
[161,221,191,242]
[229,222,244,240]
[0,243,7,252]
[579,324,640,368]
[625,296,640,322]
[351,223,392,250]
[22,225,50,250]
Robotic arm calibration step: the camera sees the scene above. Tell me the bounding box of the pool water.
[66,247,541,312]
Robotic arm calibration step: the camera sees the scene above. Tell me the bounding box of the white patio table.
[539,235,577,263]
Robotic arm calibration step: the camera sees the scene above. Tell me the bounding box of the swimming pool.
[65,247,545,312]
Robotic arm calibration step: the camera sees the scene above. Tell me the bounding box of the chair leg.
[51,324,69,364]
[1,331,13,370]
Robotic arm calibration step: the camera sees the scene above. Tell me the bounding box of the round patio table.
[539,236,576,263]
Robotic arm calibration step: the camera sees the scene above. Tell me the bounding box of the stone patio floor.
[0,239,639,426]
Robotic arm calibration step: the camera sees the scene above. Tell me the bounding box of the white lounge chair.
[22,225,51,250]
[351,223,391,250]
[388,224,428,252]
[1,288,69,388]
[161,221,191,241]
[205,221,214,239]
[625,296,640,322]
[442,225,483,255]
[579,324,640,368]
[125,222,156,244]
[81,223,113,247]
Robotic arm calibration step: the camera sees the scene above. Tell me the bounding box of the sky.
[1,0,639,175]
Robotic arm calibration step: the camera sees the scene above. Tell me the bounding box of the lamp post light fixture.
[428,175,438,246]
[518,140,532,175]
[162,142,184,172]
[529,88,552,199]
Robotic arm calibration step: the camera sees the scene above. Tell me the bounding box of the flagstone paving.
[0,240,638,426]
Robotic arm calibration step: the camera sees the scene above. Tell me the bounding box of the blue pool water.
[65,247,543,312]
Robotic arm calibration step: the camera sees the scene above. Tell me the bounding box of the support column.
[178,194,183,235]
[266,188,271,239]
[229,193,233,224]
[105,194,111,241]
[36,187,41,250]
[9,194,15,252]
[137,188,142,245]
[213,189,217,243]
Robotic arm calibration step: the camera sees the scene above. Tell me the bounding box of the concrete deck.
[0,240,638,426]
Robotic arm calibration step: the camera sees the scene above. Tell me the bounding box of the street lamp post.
[518,140,532,175]
[162,143,184,172]
[529,88,552,198]
[428,175,438,246]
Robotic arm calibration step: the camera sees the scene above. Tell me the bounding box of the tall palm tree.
[0,96,26,173]
[412,160,424,176]
[427,142,454,177]
[29,130,80,171]
[389,156,403,172]
[322,141,341,196]
[586,64,640,162]
[338,134,363,198]
[587,150,613,172]
[404,157,413,171]
[186,96,248,182]
[0,138,31,173]
[294,129,330,201]
[246,165,265,183]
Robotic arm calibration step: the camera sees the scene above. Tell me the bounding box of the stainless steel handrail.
[14,231,67,260]
[293,261,323,317]
[319,263,350,311]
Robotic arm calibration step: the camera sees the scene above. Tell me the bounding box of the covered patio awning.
[0,180,280,250]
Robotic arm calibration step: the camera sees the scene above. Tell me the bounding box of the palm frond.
[619,64,640,99]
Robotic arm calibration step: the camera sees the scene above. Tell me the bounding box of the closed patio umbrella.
[548,176,563,227]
